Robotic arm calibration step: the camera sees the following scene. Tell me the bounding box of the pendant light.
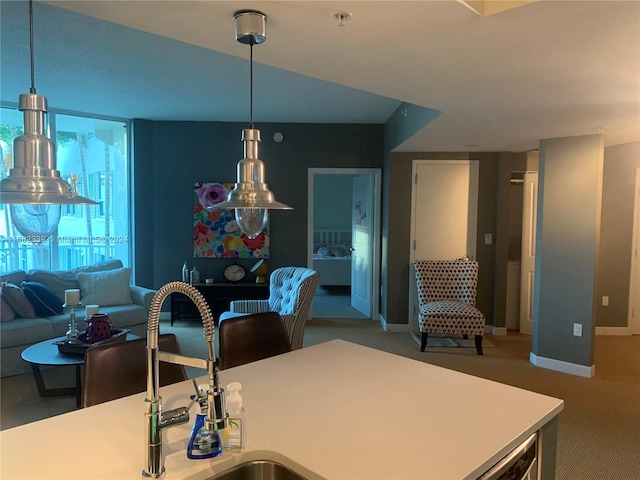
[0,0,97,241]
[210,9,292,239]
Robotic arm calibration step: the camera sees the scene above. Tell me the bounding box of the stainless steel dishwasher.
[478,432,539,480]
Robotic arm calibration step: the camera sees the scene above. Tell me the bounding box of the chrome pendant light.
[0,0,97,240]
[211,9,292,239]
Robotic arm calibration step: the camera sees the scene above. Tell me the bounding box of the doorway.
[519,172,538,335]
[307,168,381,320]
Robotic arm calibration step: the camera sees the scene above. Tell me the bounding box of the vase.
[85,313,112,343]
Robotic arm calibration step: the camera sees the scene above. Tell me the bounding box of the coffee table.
[21,333,140,408]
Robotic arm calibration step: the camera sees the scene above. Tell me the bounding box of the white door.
[519,172,538,335]
[409,160,479,334]
[351,175,373,316]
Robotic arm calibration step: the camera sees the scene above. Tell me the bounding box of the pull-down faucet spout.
[142,282,228,479]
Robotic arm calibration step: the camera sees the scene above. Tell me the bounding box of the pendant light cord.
[29,0,36,94]
[249,40,254,129]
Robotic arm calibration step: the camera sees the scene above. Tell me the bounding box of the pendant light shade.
[214,128,292,238]
[208,10,292,239]
[1,94,97,206]
[0,1,97,240]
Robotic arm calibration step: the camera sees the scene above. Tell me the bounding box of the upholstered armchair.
[414,258,485,355]
[219,267,320,350]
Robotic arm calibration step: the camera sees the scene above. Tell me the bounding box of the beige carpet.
[2,318,639,480]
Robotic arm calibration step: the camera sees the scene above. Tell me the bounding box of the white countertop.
[0,340,563,480]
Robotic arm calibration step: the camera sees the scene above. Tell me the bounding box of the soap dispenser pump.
[224,382,245,451]
[187,385,222,459]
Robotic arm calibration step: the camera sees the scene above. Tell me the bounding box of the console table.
[170,283,269,325]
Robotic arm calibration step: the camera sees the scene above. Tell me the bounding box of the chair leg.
[475,335,483,355]
[420,332,428,352]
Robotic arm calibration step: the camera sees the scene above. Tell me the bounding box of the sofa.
[0,259,156,377]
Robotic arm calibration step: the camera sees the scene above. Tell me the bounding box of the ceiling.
[1,1,638,152]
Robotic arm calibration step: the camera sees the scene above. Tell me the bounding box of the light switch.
[484,233,493,245]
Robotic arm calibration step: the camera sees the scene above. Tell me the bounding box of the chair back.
[414,259,479,306]
[267,267,320,349]
[218,311,291,369]
[82,333,187,408]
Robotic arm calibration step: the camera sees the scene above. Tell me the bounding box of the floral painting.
[193,182,269,258]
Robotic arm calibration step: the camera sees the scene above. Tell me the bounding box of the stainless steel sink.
[207,460,308,480]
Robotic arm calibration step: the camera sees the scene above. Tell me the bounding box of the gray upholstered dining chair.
[414,258,485,355]
[219,266,320,350]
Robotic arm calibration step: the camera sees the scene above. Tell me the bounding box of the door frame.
[307,168,381,321]
[629,168,640,334]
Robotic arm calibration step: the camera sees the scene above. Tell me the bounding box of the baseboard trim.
[380,316,410,332]
[530,352,595,378]
[595,326,631,335]
[487,325,508,336]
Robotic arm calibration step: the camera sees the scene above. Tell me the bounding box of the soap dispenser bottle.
[224,382,245,451]
[187,385,222,459]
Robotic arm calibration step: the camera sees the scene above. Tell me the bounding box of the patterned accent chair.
[414,259,485,355]
[219,267,320,350]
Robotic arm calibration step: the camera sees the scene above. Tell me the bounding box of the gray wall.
[382,151,499,326]
[597,141,640,327]
[491,142,640,332]
[532,135,604,367]
[132,120,383,289]
[131,118,639,337]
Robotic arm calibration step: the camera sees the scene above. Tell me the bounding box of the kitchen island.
[0,340,563,479]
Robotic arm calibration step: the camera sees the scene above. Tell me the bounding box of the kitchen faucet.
[142,282,228,479]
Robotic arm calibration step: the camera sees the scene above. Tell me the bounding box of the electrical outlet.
[573,323,583,337]
[484,233,493,245]
[602,296,609,306]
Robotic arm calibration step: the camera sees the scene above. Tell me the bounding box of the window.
[0,107,130,271]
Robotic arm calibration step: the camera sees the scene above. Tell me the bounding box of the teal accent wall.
[384,102,441,151]
[132,120,383,289]
[314,175,354,230]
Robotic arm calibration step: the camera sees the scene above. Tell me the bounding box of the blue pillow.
[21,281,64,316]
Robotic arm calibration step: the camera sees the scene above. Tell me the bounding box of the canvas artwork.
[193,182,269,258]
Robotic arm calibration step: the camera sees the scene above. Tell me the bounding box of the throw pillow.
[21,281,64,316]
[76,267,133,307]
[1,282,36,318]
[1,296,16,322]
[28,259,124,301]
